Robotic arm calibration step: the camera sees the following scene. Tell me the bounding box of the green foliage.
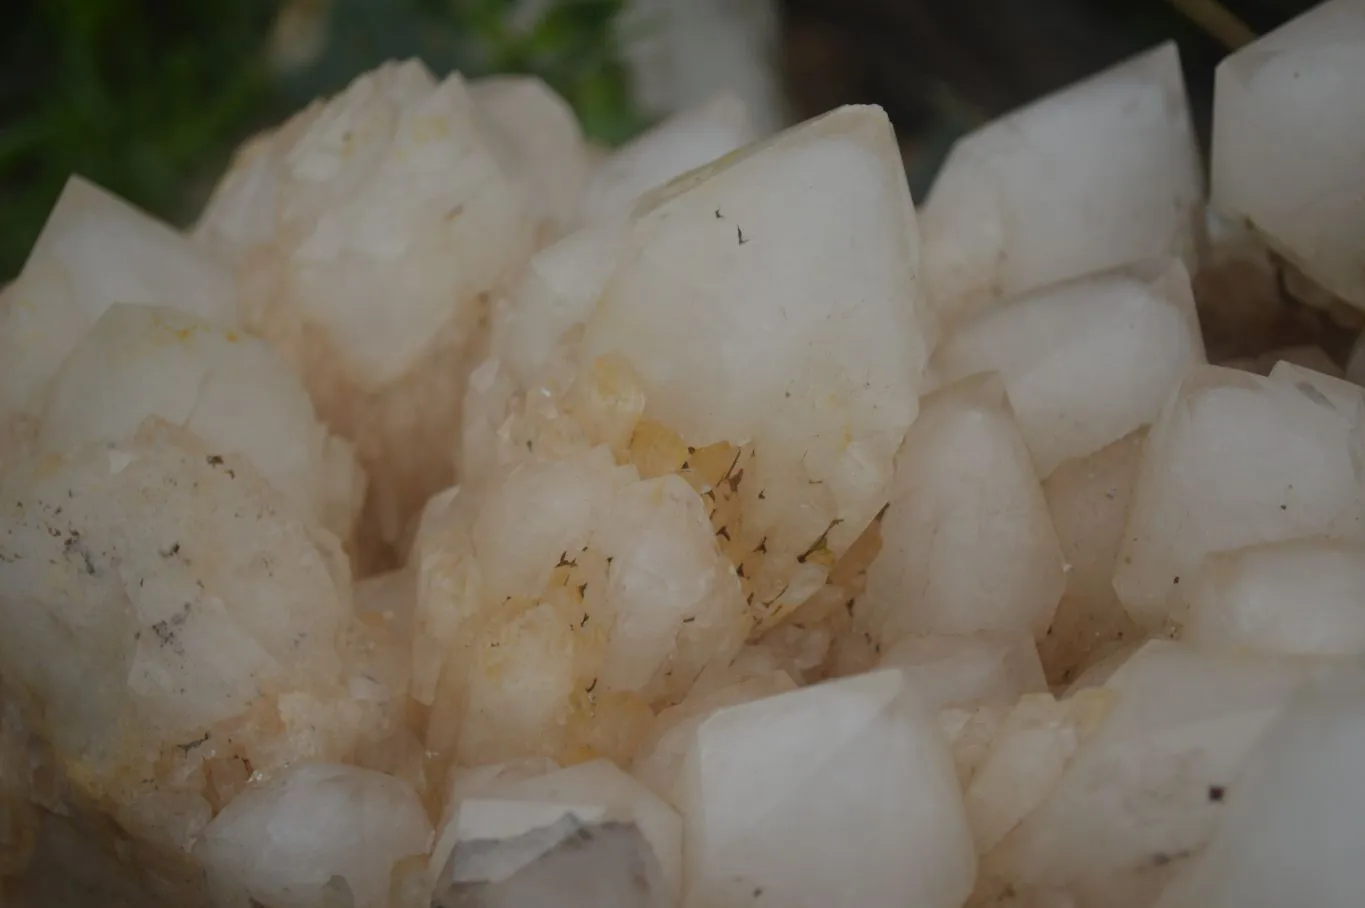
[0,0,646,280]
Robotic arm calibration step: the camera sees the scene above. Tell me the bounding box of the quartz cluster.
[3,2,1365,906]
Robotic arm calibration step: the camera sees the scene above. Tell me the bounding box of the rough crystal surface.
[919,43,1202,323]
[1211,0,1365,311]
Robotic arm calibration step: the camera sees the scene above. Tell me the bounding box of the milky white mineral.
[929,259,1204,476]
[861,372,1066,644]
[677,669,976,908]
[575,91,755,226]
[195,763,432,908]
[1210,0,1365,312]
[415,447,747,767]
[195,59,543,549]
[0,421,370,851]
[874,632,1047,711]
[919,42,1203,323]
[0,176,237,438]
[1181,537,1365,655]
[1114,365,1365,629]
[36,303,364,543]
[468,75,590,239]
[432,815,672,908]
[432,758,682,897]
[978,642,1341,908]
[1038,430,1148,684]
[1153,665,1365,908]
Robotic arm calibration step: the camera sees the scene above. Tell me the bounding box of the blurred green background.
[0,0,1316,280]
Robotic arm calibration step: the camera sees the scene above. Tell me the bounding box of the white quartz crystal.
[1114,366,1365,629]
[0,176,237,428]
[875,633,1047,711]
[0,421,364,850]
[414,448,747,766]
[1039,431,1147,685]
[929,259,1204,476]
[863,373,1066,643]
[1153,665,1365,908]
[433,758,682,897]
[195,59,542,546]
[981,642,1338,908]
[1182,537,1365,655]
[919,42,1202,323]
[195,763,432,908]
[1210,0,1365,311]
[677,669,976,908]
[36,303,364,542]
[576,92,755,225]
[469,75,590,239]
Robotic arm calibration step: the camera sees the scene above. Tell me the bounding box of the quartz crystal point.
[677,669,976,908]
[36,303,364,544]
[929,259,1205,476]
[875,633,1048,711]
[413,448,748,766]
[194,763,432,908]
[432,815,673,908]
[0,176,237,436]
[1114,365,1365,629]
[1182,537,1365,655]
[576,91,755,226]
[1210,0,1365,312]
[0,421,368,851]
[194,59,543,548]
[432,758,682,897]
[862,372,1066,644]
[580,104,933,627]
[919,42,1202,324]
[977,641,1340,908]
[468,75,590,240]
[1153,664,1365,908]
[1039,431,1148,685]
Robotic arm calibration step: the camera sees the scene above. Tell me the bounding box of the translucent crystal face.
[6,12,1365,906]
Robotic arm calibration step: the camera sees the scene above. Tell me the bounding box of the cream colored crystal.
[982,642,1338,908]
[0,421,364,851]
[1039,431,1148,685]
[470,75,590,239]
[678,669,975,908]
[1153,664,1365,908]
[862,373,1066,643]
[195,59,539,548]
[36,303,364,543]
[1182,537,1365,655]
[919,43,1202,323]
[929,259,1204,476]
[433,758,682,897]
[195,763,432,908]
[875,633,1047,711]
[0,176,237,428]
[1210,0,1365,311]
[1114,366,1365,629]
[576,91,755,225]
[414,448,747,766]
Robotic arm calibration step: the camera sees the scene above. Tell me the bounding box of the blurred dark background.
[0,0,1319,278]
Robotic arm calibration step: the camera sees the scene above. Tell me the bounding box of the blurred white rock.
[919,42,1202,324]
[1153,664,1365,908]
[1115,365,1365,629]
[0,176,237,430]
[862,373,1065,643]
[37,303,364,543]
[1182,537,1365,655]
[677,669,976,908]
[1211,0,1365,312]
[929,259,1204,476]
[195,763,432,908]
